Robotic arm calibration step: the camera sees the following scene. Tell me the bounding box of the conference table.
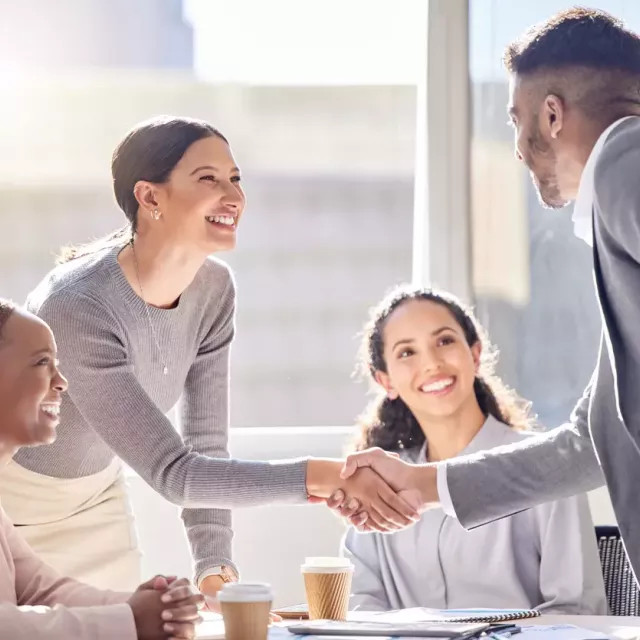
[531,616,640,639]
[197,613,640,639]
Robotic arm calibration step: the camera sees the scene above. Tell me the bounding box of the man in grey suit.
[338,7,640,583]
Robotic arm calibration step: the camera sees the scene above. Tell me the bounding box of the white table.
[526,616,640,639]
[198,614,640,639]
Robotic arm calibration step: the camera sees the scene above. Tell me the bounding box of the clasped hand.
[128,575,205,640]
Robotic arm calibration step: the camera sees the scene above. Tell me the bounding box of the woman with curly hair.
[341,285,607,614]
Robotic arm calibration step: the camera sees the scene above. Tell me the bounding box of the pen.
[487,628,522,639]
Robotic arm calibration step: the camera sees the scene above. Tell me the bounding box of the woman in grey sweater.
[341,285,608,614]
[0,116,417,601]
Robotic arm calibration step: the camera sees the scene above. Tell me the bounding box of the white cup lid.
[301,557,354,573]
[218,582,273,603]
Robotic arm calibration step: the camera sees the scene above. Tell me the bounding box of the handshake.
[126,449,441,639]
[307,448,441,533]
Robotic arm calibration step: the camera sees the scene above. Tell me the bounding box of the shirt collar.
[417,414,513,462]
[572,116,637,246]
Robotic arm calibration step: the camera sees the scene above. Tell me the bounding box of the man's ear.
[542,94,565,140]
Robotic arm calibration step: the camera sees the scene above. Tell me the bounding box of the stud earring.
[151,209,162,220]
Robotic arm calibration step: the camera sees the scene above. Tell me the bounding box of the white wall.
[127,427,616,607]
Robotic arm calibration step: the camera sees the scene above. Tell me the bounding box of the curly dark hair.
[504,7,640,120]
[353,286,533,453]
[0,298,16,340]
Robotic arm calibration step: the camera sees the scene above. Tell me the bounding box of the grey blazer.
[446,117,640,582]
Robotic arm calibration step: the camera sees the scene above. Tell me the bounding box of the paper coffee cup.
[301,557,354,621]
[218,582,273,640]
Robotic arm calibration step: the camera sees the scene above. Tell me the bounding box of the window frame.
[236,0,474,439]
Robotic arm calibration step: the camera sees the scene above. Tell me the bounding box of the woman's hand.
[129,576,204,640]
[309,489,371,531]
[199,574,282,623]
[198,575,224,613]
[159,578,205,639]
[135,574,179,592]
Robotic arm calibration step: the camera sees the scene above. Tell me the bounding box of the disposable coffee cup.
[218,582,272,640]
[301,557,354,620]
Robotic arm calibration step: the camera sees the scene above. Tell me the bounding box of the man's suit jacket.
[446,117,640,582]
[0,505,136,639]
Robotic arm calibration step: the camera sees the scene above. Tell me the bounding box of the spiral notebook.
[349,607,541,624]
[431,608,540,623]
[275,606,539,624]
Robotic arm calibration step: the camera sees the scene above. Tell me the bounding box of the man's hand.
[338,467,420,532]
[334,448,439,531]
[306,458,419,531]
[341,447,439,507]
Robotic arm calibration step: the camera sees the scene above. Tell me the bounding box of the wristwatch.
[199,565,237,588]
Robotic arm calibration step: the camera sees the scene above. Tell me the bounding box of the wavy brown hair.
[354,285,534,453]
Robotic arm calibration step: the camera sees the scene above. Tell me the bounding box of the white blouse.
[342,417,608,615]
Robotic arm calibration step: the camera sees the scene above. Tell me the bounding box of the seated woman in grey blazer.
[341,285,608,615]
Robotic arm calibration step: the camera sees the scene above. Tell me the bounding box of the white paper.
[196,612,224,639]
[518,625,609,640]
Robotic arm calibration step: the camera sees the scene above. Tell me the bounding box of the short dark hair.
[58,115,228,263]
[504,7,640,75]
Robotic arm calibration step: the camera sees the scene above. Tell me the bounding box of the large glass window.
[0,0,427,427]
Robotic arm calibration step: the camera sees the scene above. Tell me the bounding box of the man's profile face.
[508,75,567,209]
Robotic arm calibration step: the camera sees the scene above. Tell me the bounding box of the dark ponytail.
[353,285,533,452]
[57,115,228,264]
[0,298,16,340]
[57,225,133,264]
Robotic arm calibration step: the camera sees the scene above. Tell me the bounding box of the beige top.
[0,504,136,639]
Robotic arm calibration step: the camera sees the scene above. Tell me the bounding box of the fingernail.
[162,610,173,620]
[161,594,172,603]
[348,499,358,509]
[164,623,174,633]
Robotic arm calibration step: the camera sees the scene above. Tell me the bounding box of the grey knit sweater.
[16,245,308,581]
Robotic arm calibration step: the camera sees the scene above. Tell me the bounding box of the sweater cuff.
[104,603,137,640]
[71,603,136,640]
